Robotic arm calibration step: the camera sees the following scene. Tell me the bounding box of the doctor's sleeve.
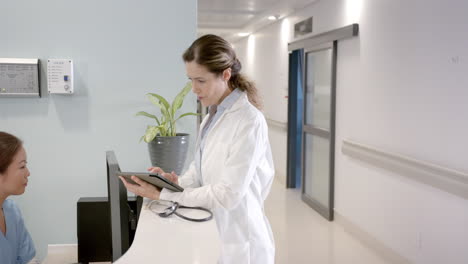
[176,160,200,188]
[160,116,266,210]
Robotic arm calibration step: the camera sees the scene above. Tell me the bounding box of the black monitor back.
[106,150,130,261]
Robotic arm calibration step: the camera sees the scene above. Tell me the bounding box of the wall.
[0,0,197,260]
[234,0,468,263]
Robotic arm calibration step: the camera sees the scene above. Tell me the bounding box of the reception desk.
[114,198,220,263]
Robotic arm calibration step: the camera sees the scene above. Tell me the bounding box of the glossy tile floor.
[265,179,393,264]
[44,178,393,264]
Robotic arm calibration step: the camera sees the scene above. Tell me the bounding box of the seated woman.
[0,131,36,264]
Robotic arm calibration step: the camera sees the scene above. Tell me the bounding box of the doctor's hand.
[147,167,179,185]
[119,175,161,200]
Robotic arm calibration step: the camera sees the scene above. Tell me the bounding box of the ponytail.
[183,34,262,110]
[229,74,262,110]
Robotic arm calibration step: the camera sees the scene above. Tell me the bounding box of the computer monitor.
[106,150,132,261]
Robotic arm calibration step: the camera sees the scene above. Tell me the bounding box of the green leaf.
[175,112,199,121]
[148,92,170,110]
[144,126,160,143]
[171,82,192,117]
[158,125,168,137]
[147,93,171,110]
[148,93,172,120]
[136,111,160,125]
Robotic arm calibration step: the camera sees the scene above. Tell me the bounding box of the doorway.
[286,24,358,221]
[302,42,336,221]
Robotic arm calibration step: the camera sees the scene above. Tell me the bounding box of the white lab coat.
[160,92,275,264]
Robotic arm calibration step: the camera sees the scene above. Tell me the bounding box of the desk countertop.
[115,199,220,264]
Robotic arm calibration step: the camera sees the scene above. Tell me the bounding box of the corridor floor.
[265,178,394,264]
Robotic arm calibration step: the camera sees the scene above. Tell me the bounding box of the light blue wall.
[0,0,197,260]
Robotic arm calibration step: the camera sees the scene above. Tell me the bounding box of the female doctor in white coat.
[120,34,275,264]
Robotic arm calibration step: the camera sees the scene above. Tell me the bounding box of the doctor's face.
[0,147,30,196]
[185,61,232,107]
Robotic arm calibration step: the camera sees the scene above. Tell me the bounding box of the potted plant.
[136,82,198,175]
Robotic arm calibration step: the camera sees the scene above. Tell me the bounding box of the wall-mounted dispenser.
[47,59,74,94]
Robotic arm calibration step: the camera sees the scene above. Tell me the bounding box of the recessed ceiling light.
[268,15,280,20]
[238,32,250,37]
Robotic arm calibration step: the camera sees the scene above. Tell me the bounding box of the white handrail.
[266,118,287,131]
[342,139,468,199]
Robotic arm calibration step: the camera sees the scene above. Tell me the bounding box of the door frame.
[300,42,337,221]
[286,24,359,221]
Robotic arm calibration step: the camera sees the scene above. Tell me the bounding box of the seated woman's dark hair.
[0,132,23,174]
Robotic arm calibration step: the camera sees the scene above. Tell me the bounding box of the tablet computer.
[117,171,184,192]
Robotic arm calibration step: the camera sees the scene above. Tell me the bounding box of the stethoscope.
[148,200,213,222]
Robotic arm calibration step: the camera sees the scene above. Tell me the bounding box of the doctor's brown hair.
[0,132,23,174]
[182,34,262,109]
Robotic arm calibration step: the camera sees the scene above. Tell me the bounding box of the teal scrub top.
[0,199,35,264]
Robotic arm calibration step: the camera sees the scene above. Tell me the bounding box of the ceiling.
[197,0,318,42]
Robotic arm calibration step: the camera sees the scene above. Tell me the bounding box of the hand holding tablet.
[117,171,184,192]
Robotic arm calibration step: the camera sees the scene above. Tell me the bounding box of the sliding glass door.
[301,42,336,221]
[287,24,358,221]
